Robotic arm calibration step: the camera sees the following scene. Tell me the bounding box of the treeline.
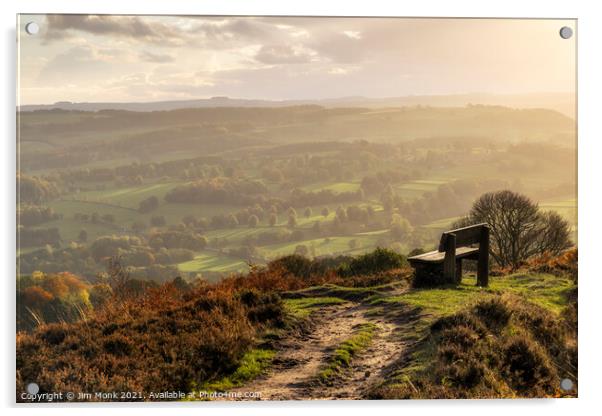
[148,231,208,251]
[384,178,511,225]
[29,143,380,194]
[73,212,116,225]
[256,141,420,191]
[21,105,336,138]
[89,236,145,261]
[19,230,209,279]
[169,204,286,232]
[54,155,230,184]
[17,246,406,334]
[19,227,61,247]
[18,175,60,204]
[18,205,61,226]
[198,204,268,229]
[361,169,419,196]
[289,188,364,207]
[260,151,373,187]
[138,196,159,213]
[164,177,268,204]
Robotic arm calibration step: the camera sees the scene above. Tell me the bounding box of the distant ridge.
[19,92,575,118]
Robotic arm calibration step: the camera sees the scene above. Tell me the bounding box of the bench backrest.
[438,223,488,252]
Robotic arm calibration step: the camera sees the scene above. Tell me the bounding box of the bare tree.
[533,211,573,256]
[454,190,572,269]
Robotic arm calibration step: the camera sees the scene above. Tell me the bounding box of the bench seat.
[408,246,479,264]
[408,223,489,287]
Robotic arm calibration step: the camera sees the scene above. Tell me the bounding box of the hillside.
[18,105,574,172]
[19,92,576,118]
[17,104,577,287]
[16,249,577,401]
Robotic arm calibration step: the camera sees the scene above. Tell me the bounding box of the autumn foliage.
[16,249,412,401]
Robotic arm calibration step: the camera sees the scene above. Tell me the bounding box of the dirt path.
[224,301,407,401]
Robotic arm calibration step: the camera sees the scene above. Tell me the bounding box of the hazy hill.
[17,104,575,172]
[19,92,575,118]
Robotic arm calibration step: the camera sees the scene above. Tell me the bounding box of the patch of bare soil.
[222,301,410,401]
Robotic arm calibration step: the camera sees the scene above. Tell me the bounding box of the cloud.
[36,45,115,85]
[139,51,175,63]
[328,66,357,75]
[104,69,216,98]
[44,15,188,45]
[310,36,366,63]
[20,16,575,105]
[343,30,362,39]
[42,15,296,50]
[254,44,316,64]
[214,19,271,40]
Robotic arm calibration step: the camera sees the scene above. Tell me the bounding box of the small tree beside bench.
[408,223,489,287]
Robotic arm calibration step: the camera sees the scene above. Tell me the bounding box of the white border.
[2,1,601,415]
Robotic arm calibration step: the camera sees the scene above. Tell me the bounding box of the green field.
[77,182,181,209]
[204,226,275,244]
[44,200,138,242]
[295,211,336,227]
[50,197,234,232]
[259,234,389,259]
[177,251,249,274]
[354,229,389,236]
[393,178,450,199]
[421,216,462,231]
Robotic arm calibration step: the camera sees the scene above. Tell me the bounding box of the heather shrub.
[337,248,406,277]
[526,248,577,282]
[371,293,575,399]
[503,335,556,395]
[236,289,286,328]
[17,283,256,400]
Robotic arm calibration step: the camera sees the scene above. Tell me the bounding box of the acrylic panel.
[16,15,577,402]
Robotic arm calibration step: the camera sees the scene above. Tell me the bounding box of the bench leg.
[443,234,456,283]
[477,226,489,287]
[455,259,462,284]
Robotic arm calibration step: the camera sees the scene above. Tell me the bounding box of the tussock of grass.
[372,272,576,350]
[199,349,276,392]
[380,283,487,316]
[489,273,574,314]
[286,283,388,302]
[366,266,577,399]
[318,323,376,384]
[284,296,346,318]
[379,273,574,322]
[370,293,577,399]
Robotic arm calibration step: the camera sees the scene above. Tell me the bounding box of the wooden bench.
[408,223,490,287]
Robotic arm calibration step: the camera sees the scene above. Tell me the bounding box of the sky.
[17,15,576,105]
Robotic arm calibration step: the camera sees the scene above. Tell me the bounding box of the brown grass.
[17,254,409,401]
[370,292,577,399]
